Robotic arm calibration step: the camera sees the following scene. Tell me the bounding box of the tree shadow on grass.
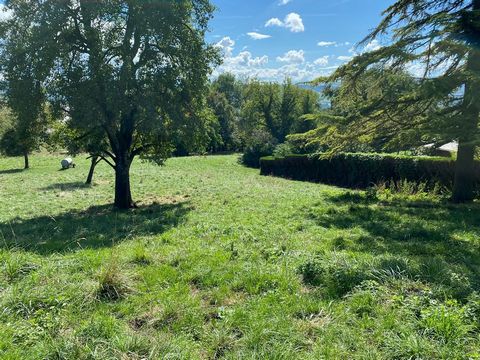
[0,169,24,175]
[0,201,191,255]
[306,193,480,293]
[40,181,92,191]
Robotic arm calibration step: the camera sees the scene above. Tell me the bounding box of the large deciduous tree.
[1,0,219,208]
[312,0,480,202]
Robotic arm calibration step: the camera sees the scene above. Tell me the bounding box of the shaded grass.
[0,154,479,359]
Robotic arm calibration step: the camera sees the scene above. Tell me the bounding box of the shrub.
[260,153,480,190]
[273,143,294,158]
[241,129,277,168]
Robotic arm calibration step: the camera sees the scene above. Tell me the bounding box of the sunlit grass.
[0,154,479,358]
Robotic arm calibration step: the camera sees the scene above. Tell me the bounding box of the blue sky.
[208,0,395,81]
[0,0,396,82]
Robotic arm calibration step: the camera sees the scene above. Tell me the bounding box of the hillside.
[0,155,479,359]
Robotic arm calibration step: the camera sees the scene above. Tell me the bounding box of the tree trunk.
[23,153,29,169]
[453,140,476,202]
[452,6,480,202]
[114,153,134,209]
[86,156,98,185]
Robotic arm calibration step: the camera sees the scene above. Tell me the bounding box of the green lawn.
[0,154,479,359]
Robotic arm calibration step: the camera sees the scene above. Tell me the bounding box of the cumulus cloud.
[318,41,336,47]
[213,61,336,83]
[277,50,305,64]
[227,51,269,67]
[247,32,271,40]
[265,17,283,27]
[265,12,304,33]
[279,0,293,5]
[337,55,353,61]
[215,36,235,57]
[213,36,337,82]
[215,35,269,68]
[284,13,304,32]
[314,56,329,66]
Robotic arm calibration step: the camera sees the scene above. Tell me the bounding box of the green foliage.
[211,73,243,109]
[307,0,480,202]
[241,129,277,168]
[0,128,21,156]
[273,142,294,158]
[0,106,13,137]
[0,0,220,207]
[207,90,239,152]
[0,17,50,165]
[240,79,320,144]
[295,68,435,153]
[260,153,480,190]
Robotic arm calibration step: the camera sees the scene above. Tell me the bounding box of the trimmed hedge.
[260,153,480,189]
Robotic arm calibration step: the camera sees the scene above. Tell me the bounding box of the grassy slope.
[0,154,479,359]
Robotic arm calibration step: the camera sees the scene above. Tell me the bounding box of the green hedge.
[260,153,480,189]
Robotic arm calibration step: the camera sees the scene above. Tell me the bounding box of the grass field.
[1,154,479,359]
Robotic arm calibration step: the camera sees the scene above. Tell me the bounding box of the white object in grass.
[61,157,75,169]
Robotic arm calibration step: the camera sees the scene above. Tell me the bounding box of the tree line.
[1,0,479,205]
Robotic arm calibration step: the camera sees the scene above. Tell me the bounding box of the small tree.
[211,73,243,109]
[207,90,238,152]
[0,102,47,169]
[0,45,47,168]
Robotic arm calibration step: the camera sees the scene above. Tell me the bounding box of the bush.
[260,153,480,190]
[241,129,277,168]
[273,143,294,158]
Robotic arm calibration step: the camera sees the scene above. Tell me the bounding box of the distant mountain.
[297,83,329,93]
[297,83,331,109]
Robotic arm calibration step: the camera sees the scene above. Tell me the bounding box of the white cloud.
[213,59,338,82]
[226,51,269,67]
[216,36,268,68]
[284,13,304,33]
[314,56,329,66]
[215,36,235,57]
[265,12,304,33]
[277,49,305,64]
[279,0,292,5]
[265,17,283,27]
[0,4,13,22]
[363,39,381,52]
[318,41,336,47]
[247,32,271,40]
[248,55,270,67]
[213,36,338,82]
[337,55,353,61]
